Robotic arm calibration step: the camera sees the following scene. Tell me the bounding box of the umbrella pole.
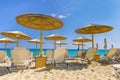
[54,40,56,49]
[96,43,98,50]
[92,34,94,48]
[78,44,80,51]
[82,42,84,53]
[5,43,7,50]
[60,44,61,47]
[111,44,113,48]
[40,30,43,57]
[16,38,19,47]
[60,40,62,47]
[36,43,38,55]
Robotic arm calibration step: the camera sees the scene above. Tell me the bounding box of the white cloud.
[51,14,67,19]
[58,15,66,18]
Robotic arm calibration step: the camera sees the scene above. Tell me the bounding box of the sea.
[1,49,109,58]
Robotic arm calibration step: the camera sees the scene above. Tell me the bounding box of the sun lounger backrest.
[18,51,31,60]
[85,48,97,60]
[116,49,120,59]
[46,50,53,58]
[11,52,22,64]
[77,50,83,57]
[104,48,117,59]
[0,51,7,62]
[54,48,68,63]
[11,47,32,65]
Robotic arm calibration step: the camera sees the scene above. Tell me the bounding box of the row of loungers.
[0,47,69,71]
[46,48,120,68]
[0,47,120,71]
[99,48,120,65]
[0,47,33,71]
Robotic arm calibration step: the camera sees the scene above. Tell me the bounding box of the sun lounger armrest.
[4,57,13,70]
[24,58,35,69]
[86,58,91,64]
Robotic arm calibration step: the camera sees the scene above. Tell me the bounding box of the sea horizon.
[0,48,109,58]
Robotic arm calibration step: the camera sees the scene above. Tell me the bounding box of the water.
[97,49,109,57]
[1,49,109,58]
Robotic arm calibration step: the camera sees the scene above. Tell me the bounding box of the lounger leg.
[54,60,56,67]
[66,63,68,68]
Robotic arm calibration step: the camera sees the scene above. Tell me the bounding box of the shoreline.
[0,49,109,58]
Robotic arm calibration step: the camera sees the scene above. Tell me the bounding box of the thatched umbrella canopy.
[16,14,63,56]
[73,37,92,52]
[96,43,98,50]
[1,31,31,47]
[0,37,16,49]
[104,38,107,49]
[75,24,113,48]
[45,34,66,49]
[72,42,85,51]
[111,44,114,48]
[56,41,67,47]
[28,39,44,54]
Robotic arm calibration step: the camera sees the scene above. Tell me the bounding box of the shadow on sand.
[0,66,10,76]
[35,63,88,72]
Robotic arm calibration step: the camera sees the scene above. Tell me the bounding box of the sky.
[0,0,120,49]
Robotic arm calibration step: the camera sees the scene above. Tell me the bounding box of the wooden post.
[92,34,94,48]
[40,30,43,57]
[5,43,7,50]
[54,40,56,49]
[82,42,84,53]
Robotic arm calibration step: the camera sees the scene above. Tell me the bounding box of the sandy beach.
[0,0,120,80]
[0,62,118,80]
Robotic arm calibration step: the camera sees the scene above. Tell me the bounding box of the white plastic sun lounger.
[53,48,68,68]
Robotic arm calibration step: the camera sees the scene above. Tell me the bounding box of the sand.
[0,62,118,80]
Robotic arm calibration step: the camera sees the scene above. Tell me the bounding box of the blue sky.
[0,0,120,49]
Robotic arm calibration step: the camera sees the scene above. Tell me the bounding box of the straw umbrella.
[28,39,44,54]
[104,38,107,49]
[56,41,67,47]
[45,34,66,49]
[96,43,98,50]
[0,37,16,49]
[75,24,113,48]
[111,44,113,48]
[1,31,31,47]
[73,37,92,52]
[16,14,63,56]
[72,42,85,51]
